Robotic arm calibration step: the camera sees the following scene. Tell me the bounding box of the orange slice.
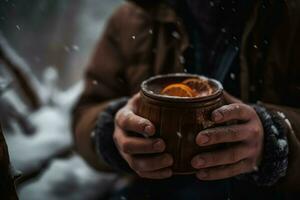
[161,83,194,97]
[182,78,213,97]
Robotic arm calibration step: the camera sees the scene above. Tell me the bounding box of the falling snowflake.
[92,80,98,85]
[72,45,80,51]
[230,73,236,80]
[176,132,182,138]
[172,31,180,39]
[179,56,185,64]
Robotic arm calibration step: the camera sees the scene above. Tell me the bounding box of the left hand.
[191,92,264,180]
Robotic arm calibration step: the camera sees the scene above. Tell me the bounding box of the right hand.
[114,93,173,179]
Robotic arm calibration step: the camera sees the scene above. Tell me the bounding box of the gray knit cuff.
[92,97,134,173]
[238,105,289,186]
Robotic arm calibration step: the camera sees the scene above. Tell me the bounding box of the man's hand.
[192,92,264,180]
[114,93,173,179]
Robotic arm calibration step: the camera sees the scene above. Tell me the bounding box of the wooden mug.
[137,73,225,174]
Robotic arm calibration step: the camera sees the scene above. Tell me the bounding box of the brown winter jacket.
[73,0,300,193]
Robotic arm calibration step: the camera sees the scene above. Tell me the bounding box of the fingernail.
[153,140,164,151]
[198,171,208,178]
[164,170,173,177]
[144,125,154,135]
[165,155,174,165]
[213,111,222,122]
[192,157,205,168]
[198,134,209,145]
[196,158,205,168]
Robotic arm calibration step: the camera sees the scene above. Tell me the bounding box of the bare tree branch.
[0,31,44,110]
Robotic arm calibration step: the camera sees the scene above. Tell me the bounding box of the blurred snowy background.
[0,0,123,199]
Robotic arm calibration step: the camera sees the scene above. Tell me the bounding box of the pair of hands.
[113,92,264,180]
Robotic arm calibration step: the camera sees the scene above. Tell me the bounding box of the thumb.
[128,92,141,113]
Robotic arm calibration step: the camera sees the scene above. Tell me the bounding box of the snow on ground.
[5,81,82,174]
[5,83,118,200]
[5,105,72,173]
[2,1,123,198]
[18,156,117,200]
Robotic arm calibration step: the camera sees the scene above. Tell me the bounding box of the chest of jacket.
[124,0,299,107]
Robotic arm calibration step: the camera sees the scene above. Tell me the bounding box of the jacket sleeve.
[262,14,300,191]
[72,7,130,171]
[262,103,300,192]
[259,7,300,191]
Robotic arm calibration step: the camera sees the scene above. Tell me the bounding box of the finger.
[127,93,141,113]
[191,143,254,169]
[116,108,155,137]
[196,159,256,180]
[129,154,173,172]
[114,127,165,154]
[211,103,255,123]
[136,168,173,179]
[196,124,252,146]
